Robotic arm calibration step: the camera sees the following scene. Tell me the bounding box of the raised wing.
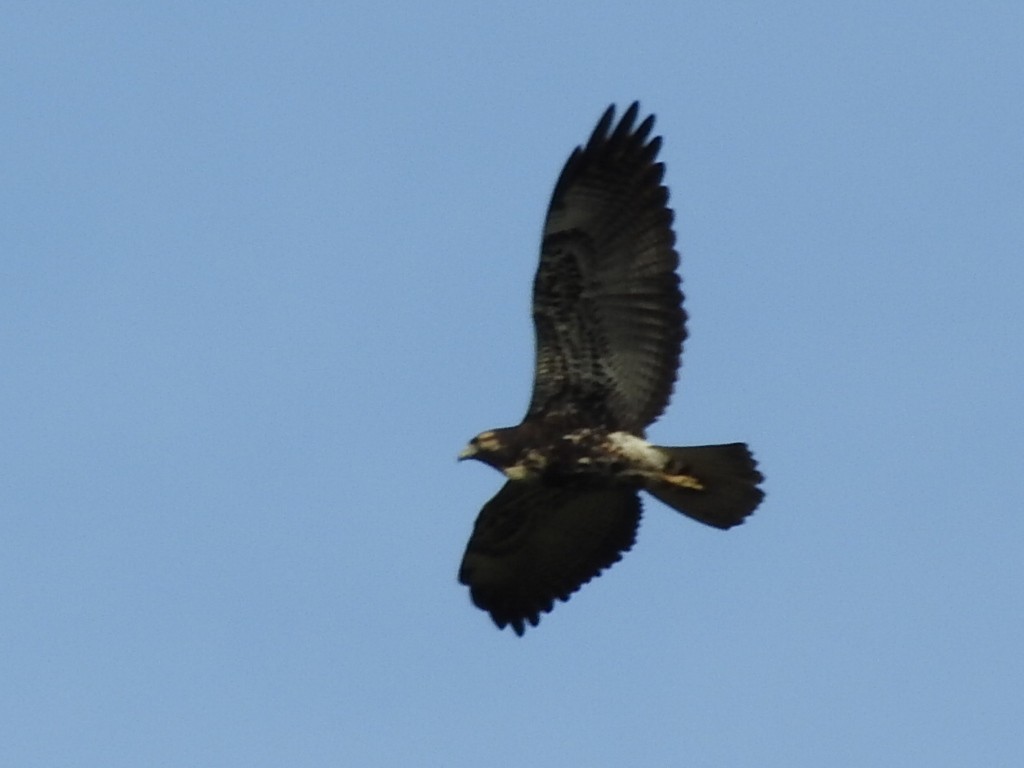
[527,103,685,433]
[458,481,641,635]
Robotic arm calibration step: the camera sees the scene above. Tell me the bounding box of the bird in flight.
[458,103,764,635]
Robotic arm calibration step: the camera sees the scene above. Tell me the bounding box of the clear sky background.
[3,3,1023,766]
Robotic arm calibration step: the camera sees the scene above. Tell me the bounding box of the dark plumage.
[458,104,764,635]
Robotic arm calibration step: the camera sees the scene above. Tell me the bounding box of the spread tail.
[646,443,764,529]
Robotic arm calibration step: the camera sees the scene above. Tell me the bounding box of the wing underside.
[528,103,685,433]
[458,481,641,635]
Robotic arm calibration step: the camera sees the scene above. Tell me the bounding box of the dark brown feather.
[646,443,765,529]
[527,102,685,433]
[458,481,641,635]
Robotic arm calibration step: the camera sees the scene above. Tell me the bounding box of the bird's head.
[459,429,516,469]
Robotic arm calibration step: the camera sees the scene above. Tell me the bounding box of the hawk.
[458,103,764,635]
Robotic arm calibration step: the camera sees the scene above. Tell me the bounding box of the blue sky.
[3,3,1023,765]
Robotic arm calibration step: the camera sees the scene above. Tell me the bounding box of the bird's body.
[458,103,764,635]
[465,427,689,485]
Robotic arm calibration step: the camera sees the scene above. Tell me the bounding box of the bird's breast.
[506,429,666,482]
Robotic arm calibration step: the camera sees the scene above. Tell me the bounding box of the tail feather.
[645,443,764,529]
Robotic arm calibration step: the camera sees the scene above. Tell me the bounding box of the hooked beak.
[458,444,478,461]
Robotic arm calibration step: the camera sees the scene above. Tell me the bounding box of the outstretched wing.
[458,481,641,635]
[527,103,685,434]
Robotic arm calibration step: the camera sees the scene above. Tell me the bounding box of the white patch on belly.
[606,432,667,471]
